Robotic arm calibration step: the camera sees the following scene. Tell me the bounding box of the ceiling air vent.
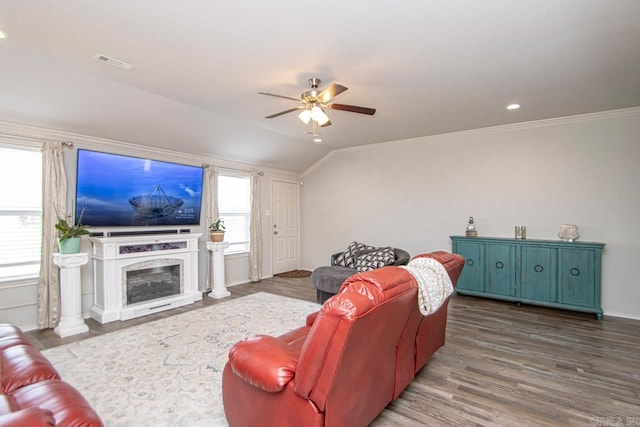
[93,53,135,71]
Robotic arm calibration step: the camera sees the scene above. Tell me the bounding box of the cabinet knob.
[534,265,544,273]
[495,261,504,269]
[570,268,580,276]
[466,259,474,266]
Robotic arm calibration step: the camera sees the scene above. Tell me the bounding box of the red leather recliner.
[222,251,464,427]
[0,324,103,426]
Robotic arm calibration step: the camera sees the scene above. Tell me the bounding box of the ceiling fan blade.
[320,120,332,128]
[317,83,348,102]
[265,106,304,119]
[258,91,301,102]
[329,103,376,115]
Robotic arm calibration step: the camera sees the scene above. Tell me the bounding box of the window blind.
[0,147,42,282]
[218,174,251,254]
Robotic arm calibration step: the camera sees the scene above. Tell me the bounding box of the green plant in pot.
[55,207,90,254]
[209,218,225,242]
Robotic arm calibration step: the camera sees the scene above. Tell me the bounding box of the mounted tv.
[75,149,204,227]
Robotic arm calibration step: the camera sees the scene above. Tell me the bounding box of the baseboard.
[602,311,640,321]
[227,279,250,287]
[20,322,39,332]
[227,274,273,287]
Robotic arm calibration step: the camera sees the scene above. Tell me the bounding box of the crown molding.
[301,106,640,175]
[0,119,299,178]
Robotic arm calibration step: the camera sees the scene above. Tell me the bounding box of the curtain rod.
[0,133,73,147]
[202,163,264,176]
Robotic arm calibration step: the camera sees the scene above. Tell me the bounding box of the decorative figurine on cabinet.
[466,217,478,237]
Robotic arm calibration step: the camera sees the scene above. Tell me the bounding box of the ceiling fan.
[258,78,376,140]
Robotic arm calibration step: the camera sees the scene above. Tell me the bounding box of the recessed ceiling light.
[0,31,8,39]
[506,103,521,110]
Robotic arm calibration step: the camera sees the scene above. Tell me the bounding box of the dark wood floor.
[27,275,640,426]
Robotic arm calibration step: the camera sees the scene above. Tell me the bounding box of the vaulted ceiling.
[1,1,639,172]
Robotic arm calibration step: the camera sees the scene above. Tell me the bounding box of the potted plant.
[209,218,226,242]
[55,207,90,254]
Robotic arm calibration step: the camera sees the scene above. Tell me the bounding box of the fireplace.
[89,233,202,323]
[124,260,183,305]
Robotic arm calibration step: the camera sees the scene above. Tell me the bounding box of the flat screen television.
[75,149,204,227]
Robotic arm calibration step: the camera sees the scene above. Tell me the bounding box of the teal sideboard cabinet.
[450,236,605,319]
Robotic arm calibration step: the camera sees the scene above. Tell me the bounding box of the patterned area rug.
[42,293,320,427]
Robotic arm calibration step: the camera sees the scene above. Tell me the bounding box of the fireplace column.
[53,252,90,338]
[207,241,230,299]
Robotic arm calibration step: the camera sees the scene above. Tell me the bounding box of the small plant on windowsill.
[209,218,226,243]
[55,206,90,254]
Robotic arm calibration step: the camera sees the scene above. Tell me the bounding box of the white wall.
[300,108,640,319]
[0,120,299,330]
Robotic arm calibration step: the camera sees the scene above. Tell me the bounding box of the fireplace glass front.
[125,263,181,305]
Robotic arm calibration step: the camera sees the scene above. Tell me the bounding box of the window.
[218,174,250,254]
[0,146,42,282]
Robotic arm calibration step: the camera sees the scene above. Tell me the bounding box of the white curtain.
[37,141,67,329]
[205,166,219,291]
[249,172,262,282]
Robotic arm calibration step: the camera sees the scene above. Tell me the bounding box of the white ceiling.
[1,1,639,172]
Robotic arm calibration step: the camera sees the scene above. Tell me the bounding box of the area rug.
[42,293,320,427]
[274,269,312,278]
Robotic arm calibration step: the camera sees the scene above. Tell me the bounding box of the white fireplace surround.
[89,233,202,323]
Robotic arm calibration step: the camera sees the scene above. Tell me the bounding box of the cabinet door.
[521,246,557,301]
[558,249,595,307]
[454,241,484,292]
[486,244,516,296]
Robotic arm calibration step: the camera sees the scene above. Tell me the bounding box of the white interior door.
[272,180,299,274]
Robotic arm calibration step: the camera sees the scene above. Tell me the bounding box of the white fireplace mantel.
[89,233,202,323]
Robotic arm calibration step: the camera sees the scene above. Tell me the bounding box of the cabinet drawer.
[521,246,557,301]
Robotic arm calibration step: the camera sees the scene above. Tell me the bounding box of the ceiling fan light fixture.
[298,109,312,124]
[311,106,330,125]
[260,78,375,130]
[313,137,322,143]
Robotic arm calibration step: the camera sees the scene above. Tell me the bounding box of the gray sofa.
[311,246,411,304]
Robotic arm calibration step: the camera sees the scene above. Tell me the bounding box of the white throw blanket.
[401,257,454,315]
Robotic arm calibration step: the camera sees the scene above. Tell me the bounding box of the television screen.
[75,150,204,227]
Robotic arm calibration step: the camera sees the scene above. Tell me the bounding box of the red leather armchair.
[222,251,464,427]
[0,324,103,426]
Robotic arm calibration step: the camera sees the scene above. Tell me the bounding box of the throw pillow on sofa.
[334,241,376,268]
[355,247,396,272]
